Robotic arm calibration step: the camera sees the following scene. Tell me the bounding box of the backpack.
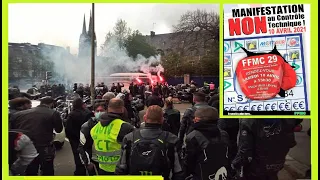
[193,130,229,180]
[129,130,169,176]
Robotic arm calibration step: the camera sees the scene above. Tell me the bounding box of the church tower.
[78,10,97,58]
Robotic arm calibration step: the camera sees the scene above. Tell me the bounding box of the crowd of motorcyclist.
[8,80,311,180]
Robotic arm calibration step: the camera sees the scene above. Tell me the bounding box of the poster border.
[219,3,316,119]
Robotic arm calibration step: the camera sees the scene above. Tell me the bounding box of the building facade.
[144,31,214,70]
[8,42,72,84]
[144,31,211,57]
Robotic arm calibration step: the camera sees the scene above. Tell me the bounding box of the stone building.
[145,31,212,55]
[144,31,213,66]
[8,42,72,84]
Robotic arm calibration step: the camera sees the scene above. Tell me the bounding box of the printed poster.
[223,4,310,116]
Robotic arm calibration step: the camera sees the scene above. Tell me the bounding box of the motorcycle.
[131,96,145,128]
[132,96,145,112]
[177,89,193,103]
[168,85,178,98]
[26,87,42,100]
[83,95,91,105]
[53,97,69,126]
[197,86,210,95]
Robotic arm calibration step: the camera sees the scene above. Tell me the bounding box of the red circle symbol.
[224,58,229,64]
[235,54,285,100]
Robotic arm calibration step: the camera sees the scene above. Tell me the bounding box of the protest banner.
[223,4,310,116]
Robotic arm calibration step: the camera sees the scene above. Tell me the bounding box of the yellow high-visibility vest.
[90,119,124,172]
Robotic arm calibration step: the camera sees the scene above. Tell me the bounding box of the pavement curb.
[284,155,310,179]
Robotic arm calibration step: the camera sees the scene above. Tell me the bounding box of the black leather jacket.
[115,123,185,180]
[184,121,230,178]
[232,119,297,176]
[146,94,164,107]
[10,105,63,147]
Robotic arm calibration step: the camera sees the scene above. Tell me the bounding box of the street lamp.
[90,3,95,106]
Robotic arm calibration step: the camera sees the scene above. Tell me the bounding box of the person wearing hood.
[90,98,134,175]
[65,98,88,175]
[184,107,230,180]
[9,97,32,121]
[78,102,106,175]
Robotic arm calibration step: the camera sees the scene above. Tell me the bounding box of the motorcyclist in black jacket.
[232,119,297,180]
[111,83,117,93]
[115,105,185,180]
[162,97,181,136]
[139,83,146,104]
[116,83,124,93]
[208,92,239,166]
[93,98,135,175]
[129,82,134,96]
[178,92,214,146]
[65,98,88,175]
[78,102,106,175]
[9,97,63,175]
[146,90,164,108]
[184,107,230,180]
[119,91,134,121]
[76,84,84,99]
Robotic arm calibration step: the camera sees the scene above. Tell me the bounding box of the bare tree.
[169,9,219,76]
[172,9,219,50]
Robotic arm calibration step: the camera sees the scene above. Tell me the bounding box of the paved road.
[53,103,309,179]
[288,119,311,165]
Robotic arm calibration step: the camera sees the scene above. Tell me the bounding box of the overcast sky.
[9,3,219,55]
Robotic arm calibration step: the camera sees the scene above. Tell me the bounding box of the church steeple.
[88,10,92,35]
[82,14,86,35]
